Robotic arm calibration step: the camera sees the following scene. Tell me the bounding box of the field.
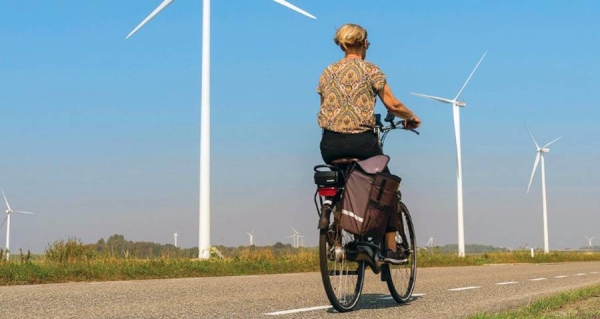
[1,239,600,286]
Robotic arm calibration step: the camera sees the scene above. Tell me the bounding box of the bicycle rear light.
[318,187,338,197]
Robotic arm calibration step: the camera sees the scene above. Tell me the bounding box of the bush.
[45,238,98,263]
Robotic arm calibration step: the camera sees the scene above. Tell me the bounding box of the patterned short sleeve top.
[317,58,387,134]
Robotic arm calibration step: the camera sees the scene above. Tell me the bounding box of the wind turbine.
[125,0,316,259]
[246,229,255,246]
[526,128,561,254]
[411,52,487,257]
[1,190,34,261]
[426,235,435,249]
[584,236,595,249]
[289,227,301,248]
[174,232,178,248]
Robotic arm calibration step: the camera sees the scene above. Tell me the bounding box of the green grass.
[1,239,600,286]
[468,285,600,318]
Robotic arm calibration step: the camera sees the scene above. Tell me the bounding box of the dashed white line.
[495,281,518,285]
[529,278,547,281]
[591,272,599,274]
[449,286,480,291]
[554,275,569,278]
[264,305,332,316]
[575,273,587,276]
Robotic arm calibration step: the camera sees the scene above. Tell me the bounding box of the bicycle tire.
[384,200,417,303]
[319,210,365,312]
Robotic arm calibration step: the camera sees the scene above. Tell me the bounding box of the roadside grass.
[467,284,600,318]
[1,240,600,286]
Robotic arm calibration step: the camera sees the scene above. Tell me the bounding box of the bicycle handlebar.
[379,112,420,135]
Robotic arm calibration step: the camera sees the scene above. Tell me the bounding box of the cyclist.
[317,23,421,264]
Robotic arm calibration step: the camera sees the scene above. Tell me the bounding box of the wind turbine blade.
[527,153,541,193]
[1,189,11,211]
[542,136,562,148]
[526,126,541,149]
[454,51,487,101]
[272,0,317,19]
[14,210,34,215]
[410,92,454,104]
[0,216,6,229]
[126,0,174,39]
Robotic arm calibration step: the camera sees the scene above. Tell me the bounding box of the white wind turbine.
[125,0,316,259]
[411,52,487,257]
[426,235,435,249]
[1,190,34,261]
[289,227,301,248]
[584,236,595,249]
[526,128,561,254]
[174,232,178,248]
[247,229,255,246]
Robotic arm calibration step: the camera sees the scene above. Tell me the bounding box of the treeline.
[41,235,311,260]
[91,234,197,259]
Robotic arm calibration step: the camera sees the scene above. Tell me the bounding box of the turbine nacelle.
[539,148,550,153]
[456,101,466,107]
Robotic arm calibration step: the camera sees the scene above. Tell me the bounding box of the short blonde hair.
[334,24,368,51]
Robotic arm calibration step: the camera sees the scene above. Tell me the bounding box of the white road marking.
[575,273,587,276]
[495,281,518,285]
[554,275,568,278]
[264,305,332,316]
[529,278,547,281]
[449,286,480,291]
[591,272,599,274]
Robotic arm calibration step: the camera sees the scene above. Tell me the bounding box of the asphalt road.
[2,261,600,318]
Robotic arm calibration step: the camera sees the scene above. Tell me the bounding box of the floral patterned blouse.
[317,58,386,134]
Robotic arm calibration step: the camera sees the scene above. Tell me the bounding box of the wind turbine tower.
[125,0,316,259]
[426,236,435,249]
[174,232,178,248]
[411,52,487,257]
[526,128,561,254]
[1,190,34,261]
[585,236,595,250]
[247,229,255,246]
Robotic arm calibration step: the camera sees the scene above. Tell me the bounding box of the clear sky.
[1,1,599,253]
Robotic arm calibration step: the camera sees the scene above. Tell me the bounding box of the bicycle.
[313,112,418,312]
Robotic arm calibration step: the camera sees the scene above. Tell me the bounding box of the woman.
[317,23,421,264]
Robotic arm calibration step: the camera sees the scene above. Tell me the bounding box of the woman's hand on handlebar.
[403,115,421,130]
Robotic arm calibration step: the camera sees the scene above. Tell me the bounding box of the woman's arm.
[377,83,421,127]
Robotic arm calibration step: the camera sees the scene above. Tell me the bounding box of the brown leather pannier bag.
[339,155,401,238]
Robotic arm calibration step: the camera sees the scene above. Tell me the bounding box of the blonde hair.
[334,24,368,51]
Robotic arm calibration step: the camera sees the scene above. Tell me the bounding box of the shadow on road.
[325,294,422,313]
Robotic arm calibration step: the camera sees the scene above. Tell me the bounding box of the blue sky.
[1,1,599,253]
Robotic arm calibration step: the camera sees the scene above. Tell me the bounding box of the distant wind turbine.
[174,232,178,248]
[411,52,487,257]
[125,0,316,259]
[585,236,595,249]
[1,190,34,261]
[247,229,255,246]
[289,227,301,248]
[526,127,561,254]
[426,235,435,249]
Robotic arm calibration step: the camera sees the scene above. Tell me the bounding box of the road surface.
[1,261,600,318]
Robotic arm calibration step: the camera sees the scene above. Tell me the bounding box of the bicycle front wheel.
[319,219,365,312]
[384,200,417,303]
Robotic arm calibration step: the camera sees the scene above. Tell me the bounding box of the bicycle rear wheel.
[384,200,417,303]
[319,212,365,312]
